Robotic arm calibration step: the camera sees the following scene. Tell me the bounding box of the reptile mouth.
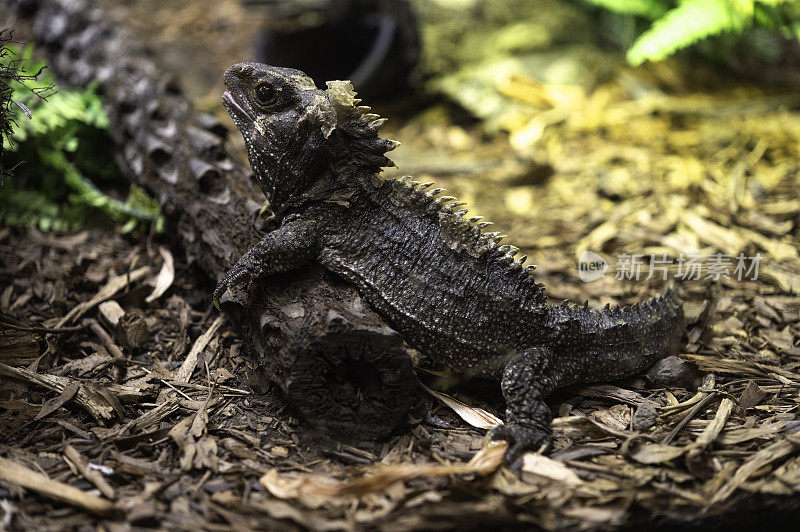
[223,90,255,123]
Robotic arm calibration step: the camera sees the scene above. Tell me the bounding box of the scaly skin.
[216,62,685,460]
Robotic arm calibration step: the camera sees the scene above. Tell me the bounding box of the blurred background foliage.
[407,0,800,139]
[241,0,800,141]
[4,0,800,238]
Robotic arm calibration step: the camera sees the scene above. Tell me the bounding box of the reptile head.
[222,62,397,216]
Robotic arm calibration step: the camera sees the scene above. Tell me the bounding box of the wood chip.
[0,456,117,516]
[711,438,798,504]
[174,315,225,383]
[738,380,766,410]
[55,266,150,328]
[63,444,116,500]
[0,363,120,421]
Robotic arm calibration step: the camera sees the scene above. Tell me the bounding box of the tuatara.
[215,62,685,459]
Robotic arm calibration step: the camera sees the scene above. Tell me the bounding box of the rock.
[646,356,699,389]
[632,402,658,431]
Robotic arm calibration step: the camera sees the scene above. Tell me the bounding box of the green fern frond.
[2,44,163,233]
[627,0,748,64]
[583,0,672,19]
[590,0,800,65]
[757,0,798,6]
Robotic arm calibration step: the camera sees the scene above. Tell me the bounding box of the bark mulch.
[2,0,800,530]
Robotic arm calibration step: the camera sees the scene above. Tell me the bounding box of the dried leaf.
[192,435,219,472]
[521,453,582,486]
[146,247,175,303]
[627,442,686,464]
[422,384,503,429]
[35,381,80,420]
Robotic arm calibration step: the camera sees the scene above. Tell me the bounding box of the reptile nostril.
[223,63,248,83]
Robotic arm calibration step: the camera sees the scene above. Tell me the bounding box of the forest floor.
[1,0,800,530]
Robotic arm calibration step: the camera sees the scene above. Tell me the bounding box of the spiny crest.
[385,175,539,283]
[563,287,681,322]
[325,80,398,170]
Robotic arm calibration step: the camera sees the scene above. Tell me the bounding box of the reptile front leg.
[213,218,320,306]
[489,346,565,462]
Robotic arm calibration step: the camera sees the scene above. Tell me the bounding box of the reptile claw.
[213,263,257,305]
[212,280,229,305]
[489,421,551,463]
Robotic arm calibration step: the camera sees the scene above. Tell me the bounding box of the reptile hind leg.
[489,346,565,462]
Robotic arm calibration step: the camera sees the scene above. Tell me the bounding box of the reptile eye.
[253,82,277,106]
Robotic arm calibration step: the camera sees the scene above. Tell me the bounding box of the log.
[3,0,416,439]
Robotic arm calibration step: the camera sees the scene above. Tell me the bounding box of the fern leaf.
[627,0,749,64]
[757,0,798,6]
[729,0,755,16]
[582,0,671,19]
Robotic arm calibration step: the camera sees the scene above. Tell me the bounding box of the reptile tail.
[554,283,685,384]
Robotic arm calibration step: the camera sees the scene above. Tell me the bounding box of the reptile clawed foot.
[213,263,258,308]
[489,421,551,464]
